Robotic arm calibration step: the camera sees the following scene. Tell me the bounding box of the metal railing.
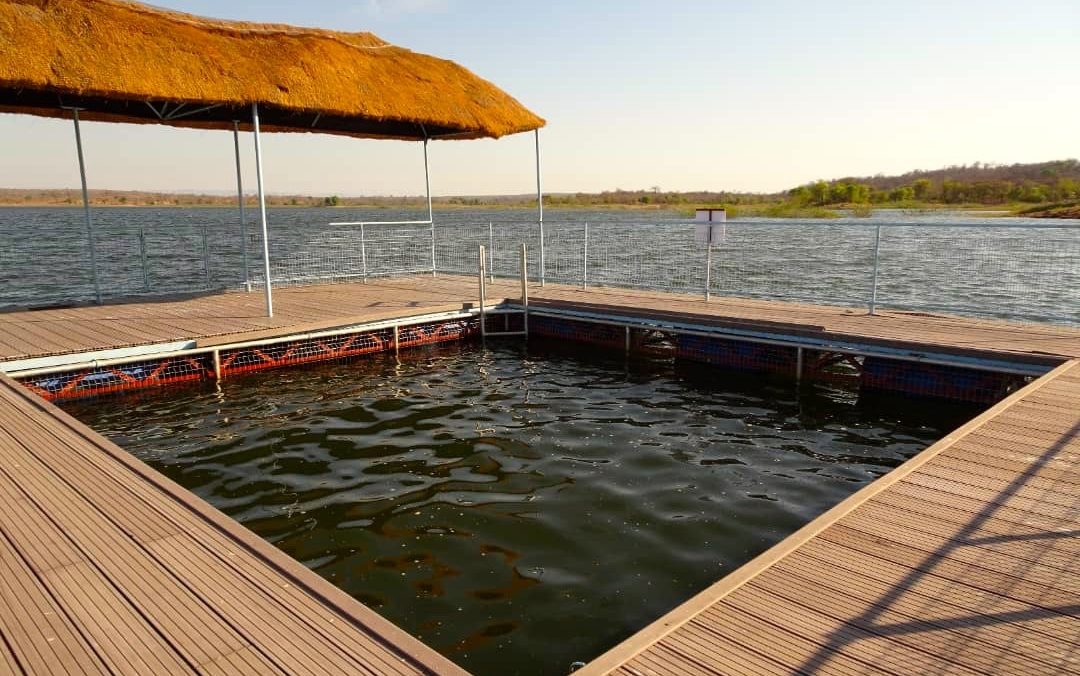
[2,214,1077,326]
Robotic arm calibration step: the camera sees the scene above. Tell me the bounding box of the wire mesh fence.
[1,207,1077,326]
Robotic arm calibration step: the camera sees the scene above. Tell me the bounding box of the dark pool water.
[63,342,976,675]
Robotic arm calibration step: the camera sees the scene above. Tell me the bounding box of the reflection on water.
[65,341,976,675]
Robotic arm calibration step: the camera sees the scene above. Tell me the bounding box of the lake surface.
[1,206,1077,324]
[64,341,976,675]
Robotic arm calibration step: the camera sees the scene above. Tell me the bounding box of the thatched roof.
[0,0,544,140]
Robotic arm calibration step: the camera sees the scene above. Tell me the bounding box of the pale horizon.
[2,0,1077,197]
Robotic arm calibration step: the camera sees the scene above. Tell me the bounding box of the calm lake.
[1,207,1078,324]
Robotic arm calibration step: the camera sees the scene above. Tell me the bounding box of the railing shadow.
[796,418,1080,674]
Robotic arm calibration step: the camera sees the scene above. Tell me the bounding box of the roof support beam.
[233,121,250,292]
[535,128,545,287]
[251,103,274,317]
[69,108,102,305]
[423,133,435,277]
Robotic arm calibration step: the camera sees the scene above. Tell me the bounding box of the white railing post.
[583,221,589,290]
[71,108,102,305]
[251,102,273,317]
[478,245,487,340]
[488,221,495,283]
[520,242,529,337]
[705,240,713,301]
[360,222,368,283]
[869,224,882,315]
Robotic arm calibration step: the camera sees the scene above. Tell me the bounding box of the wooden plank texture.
[580,359,1080,676]
[0,373,468,676]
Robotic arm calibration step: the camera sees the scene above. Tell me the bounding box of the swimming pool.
[64,340,975,675]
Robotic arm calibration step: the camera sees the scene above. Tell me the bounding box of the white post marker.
[695,208,726,301]
[251,103,273,317]
[71,108,102,305]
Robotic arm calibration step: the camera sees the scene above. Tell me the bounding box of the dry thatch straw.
[0,0,544,140]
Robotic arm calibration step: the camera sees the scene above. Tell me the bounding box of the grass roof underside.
[0,0,544,140]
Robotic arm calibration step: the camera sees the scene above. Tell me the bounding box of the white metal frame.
[67,107,103,305]
[233,121,251,292]
[535,129,545,286]
[251,103,274,317]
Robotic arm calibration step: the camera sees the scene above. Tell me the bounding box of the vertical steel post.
[869,225,882,315]
[212,349,222,381]
[424,137,435,276]
[796,346,804,385]
[583,221,589,290]
[138,226,150,291]
[705,241,713,301]
[535,129,545,286]
[71,109,102,304]
[393,324,400,356]
[202,223,211,288]
[251,103,273,317]
[233,121,250,292]
[360,223,368,283]
[479,245,487,340]
[488,221,495,283]
[520,243,529,336]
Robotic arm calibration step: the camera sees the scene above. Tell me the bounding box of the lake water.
[63,340,976,675]
[1,207,1077,324]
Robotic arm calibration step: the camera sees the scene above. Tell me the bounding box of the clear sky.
[2,0,1078,196]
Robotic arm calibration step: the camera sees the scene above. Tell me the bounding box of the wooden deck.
[2,278,1079,675]
[579,358,1080,676]
[0,372,467,676]
[2,277,1079,364]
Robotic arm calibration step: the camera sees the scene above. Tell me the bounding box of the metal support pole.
[479,245,487,340]
[233,121,251,292]
[583,221,589,290]
[212,349,222,381]
[796,347,804,384]
[520,243,529,336]
[488,222,495,283]
[138,226,150,292]
[251,103,274,317]
[705,241,713,301]
[625,326,631,355]
[202,223,211,288]
[535,129,545,287]
[393,324,400,356]
[71,109,102,305]
[360,223,368,283]
[869,225,882,316]
[424,137,435,277]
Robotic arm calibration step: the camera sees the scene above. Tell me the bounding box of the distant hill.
[816,159,1080,191]
[789,160,1080,207]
